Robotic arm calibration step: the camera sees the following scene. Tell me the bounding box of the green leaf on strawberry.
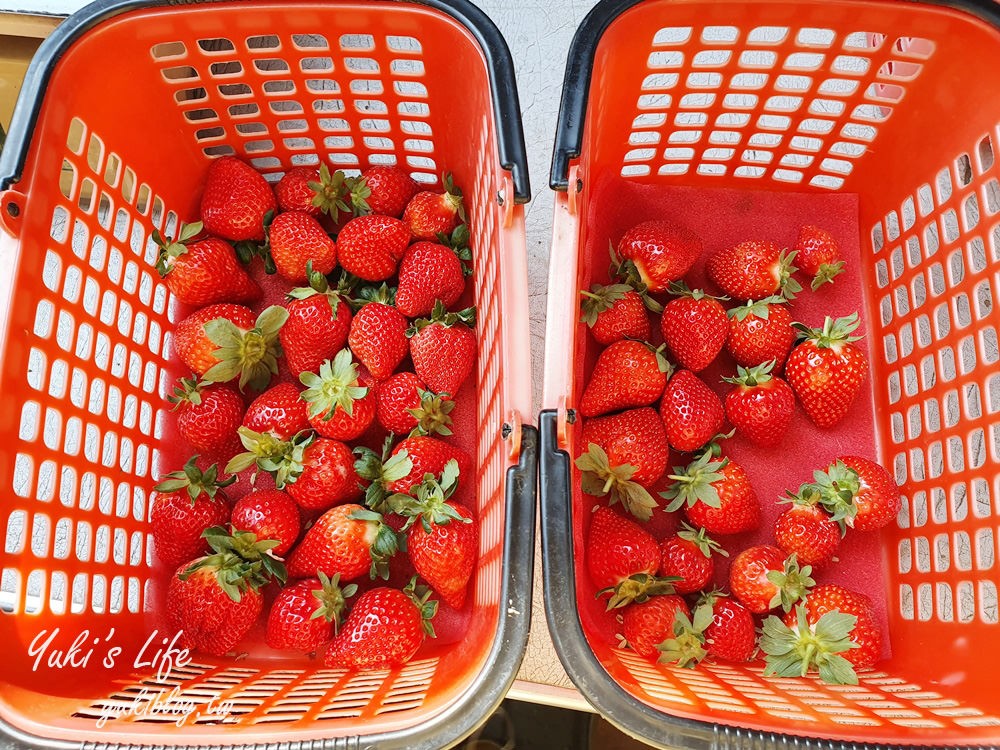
[760,606,859,685]
[575,442,658,522]
[608,241,663,313]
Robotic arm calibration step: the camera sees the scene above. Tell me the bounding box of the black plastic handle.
[0,0,531,203]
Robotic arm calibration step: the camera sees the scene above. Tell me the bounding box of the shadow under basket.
[0,1,535,748]
[541,0,1000,747]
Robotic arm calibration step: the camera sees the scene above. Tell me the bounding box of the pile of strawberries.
[151,156,479,670]
[577,221,902,684]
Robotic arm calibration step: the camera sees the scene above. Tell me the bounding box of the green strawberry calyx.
[408,389,455,437]
[574,442,658,522]
[676,523,728,559]
[661,451,728,512]
[342,171,372,218]
[404,576,439,638]
[579,283,632,327]
[234,210,278,275]
[760,605,859,685]
[608,242,663,313]
[721,360,776,388]
[726,296,786,322]
[154,455,235,505]
[203,305,289,393]
[811,459,862,529]
[167,376,207,410]
[776,249,802,301]
[792,312,863,349]
[386,459,469,534]
[348,508,403,581]
[286,260,348,317]
[350,282,397,311]
[441,172,467,223]
[204,525,288,582]
[310,572,358,635]
[765,553,816,612]
[656,603,713,668]
[407,300,476,337]
[811,260,846,291]
[300,349,369,421]
[152,221,203,278]
[597,573,680,611]
[354,436,414,513]
[783,481,849,536]
[435,224,474,277]
[226,428,312,489]
[666,281,728,302]
[180,525,287,602]
[310,163,354,219]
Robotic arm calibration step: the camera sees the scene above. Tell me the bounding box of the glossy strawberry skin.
[659,370,725,453]
[660,296,728,373]
[231,489,301,556]
[200,156,277,242]
[396,242,466,318]
[684,460,759,536]
[286,503,376,579]
[580,407,669,487]
[580,340,668,418]
[161,237,260,306]
[376,371,429,434]
[617,221,702,292]
[774,504,840,567]
[174,304,256,375]
[269,211,338,283]
[166,563,262,656]
[349,303,409,380]
[388,436,473,494]
[324,587,426,669]
[623,595,691,658]
[839,455,901,531]
[409,321,476,397]
[785,339,869,428]
[404,190,462,241]
[707,240,785,301]
[151,490,230,568]
[175,383,245,459]
[286,438,364,511]
[586,506,660,591]
[705,596,756,663]
[244,382,309,439]
[727,302,795,369]
[724,376,795,448]
[360,165,420,218]
[795,225,840,277]
[408,501,477,609]
[785,584,881,668]
[276,167,322,216]
[589,289,650,345]
[281,295,352,377]
[337,215,410,281]
[659,536,713,594]
[265,578,331,651]
[729,545,787,613]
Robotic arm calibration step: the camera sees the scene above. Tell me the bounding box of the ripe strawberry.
[795,225,845,290]
[353,436,415,513]
[299,352,375,441]
[707,240,801,301]
[243,382,310,439]
[349,290,409,380]
[231,489,301,557]
[337,214,410,281]
[659,523,727,594]
[275,163,350,218]
[659,283,727,373]
[616,221,702,292]
[390,461,477,609]
[623,594,691,658]
[349,165,420,218]
[785,313,869,428]
[267,211,338,283]
[729,546,814,614]
[168,378,244,459]
[175,304,288,392]
[663,452,759,535]
[580,283,650,345]
[408,302,477,397]
[700,592,756,663]
[812,455,901,531]
[787,584,882,669]
[200,156,277,242]
[376,372,454,436]
[280,267,353,376]
[577,408,669,521]
[284,436,364,511]
[154,221,259,306]
[403,173,464,240]
[166,527,285,656]
[585,506,668,608]
[395,237,469,318]
[150,458,233,568]
[387,436,472,495]
[726,297,796,369]
[324,578,437,669]
[286,503,399,580]
[722,361,795,447]
[265,573,357,652]
[580,340,669,418]
[774,485,841,567]
[659,370,725,452]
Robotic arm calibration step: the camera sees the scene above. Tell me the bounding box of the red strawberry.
[300,351,375,441]
[659,523,727,594]
[660,285,728,372]
[707,240,800,301]
[242,382,309,439]
[376,372,454,436]
[585,506,667,608]
[403,173,464,240]
[616,221,702,293]
[580,340,669,418]
[395,237,468,318]
[785,584,881,669]
[577,408,668,521]
[722,360,795,447]
[286,503,399,580]
[663,452,759,535]
[280,268,353,376]
[200,156,277,242]
[659,370,725,453]
[407,302,476,396]
[166,527,285,656]
[324,578,436,669]
[168,378,245,459]
[268,211,338,283]
[175,304,288,393]
[265,573,357,652]
[794,225,845,290]
[349,165,420,218]
[337,214,410,281]
[154,222,259,305]
[774,488,841,568]
[729,545,814,614]
[275,164,350,218]
[390,461,477,609]
[785,313,869,428]
[623,594,691,658]
[812,455,901,531]
[726,297,796,370]
[150,458,233,568]
[284,437,364,511]
[580,283,651,345]
[231,489,301,557]
[387,436,472,495]
[700,592,756,663]
[349,291,409,380]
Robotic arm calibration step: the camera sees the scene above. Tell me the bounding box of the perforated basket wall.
[542,0,1000,746]
[0,1,532,747]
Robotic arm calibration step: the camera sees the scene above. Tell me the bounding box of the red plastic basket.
[541,0,1000,746]
[0,1,535,747]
